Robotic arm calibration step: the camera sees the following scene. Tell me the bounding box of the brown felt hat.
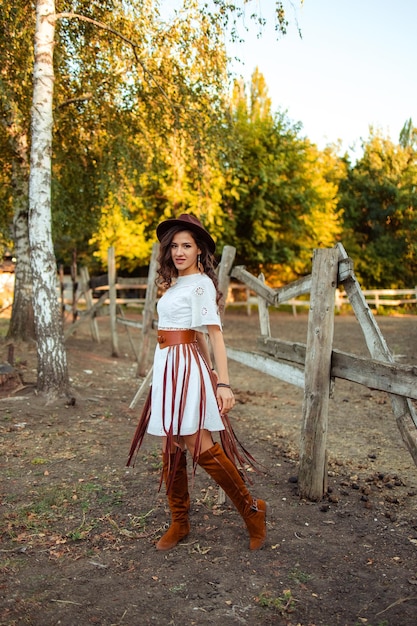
[156,213,216,254]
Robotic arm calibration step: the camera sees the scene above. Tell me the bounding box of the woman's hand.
[216,385,235,415]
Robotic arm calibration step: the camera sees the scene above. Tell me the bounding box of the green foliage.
[0,164,14,253]
[339,127,417,288]
[219,70,343,282]
[288,567,312,584]
[89,186,154,270]
[257,589,296,614]
[5,1,417,291]
[50,0,231,269]
[1,1,310,280]
[0,1,34,245]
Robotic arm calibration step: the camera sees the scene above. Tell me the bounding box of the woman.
[127,213,267,551]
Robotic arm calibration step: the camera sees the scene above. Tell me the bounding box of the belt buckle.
[157,335,166,344]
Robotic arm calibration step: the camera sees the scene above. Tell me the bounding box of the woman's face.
[170,230,201,276]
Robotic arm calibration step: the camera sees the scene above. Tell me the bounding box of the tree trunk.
[28,0,69,398]
[7,201,35,342]
[6,128,36,342]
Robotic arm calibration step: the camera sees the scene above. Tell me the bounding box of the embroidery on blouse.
[194,286,205,296]
[201,306,208,316]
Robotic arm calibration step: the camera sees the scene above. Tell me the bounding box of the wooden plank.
[64,291,108,339]
[217,246,236,315]
[361,288,416,296]
[258,337,417,400]
[257,273,271,336]
[331,351,417,399]
[362,299,417,307]
[117,276,148,286]
[213,246,237,507]
[231,266,277,305]
[336,242,417,465]
[231,266,313,308]
[226,347,304,388]
[337,257,354,282]
[116,316,143,329]
[274,274,312,304]
[108,246,119,357]
[79,266,100,342]
[298,248,339,501]
[94,282,148,290]
[258,337,306,366]
[112,298,146,305]
[129,366,153,409]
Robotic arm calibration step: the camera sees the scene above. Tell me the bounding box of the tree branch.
[57,94,93,109]
[53,12,177,119]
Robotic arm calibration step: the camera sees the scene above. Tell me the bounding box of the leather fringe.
[126,386,152,467]
[126,343,262,490]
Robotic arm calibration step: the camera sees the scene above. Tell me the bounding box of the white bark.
[28,0,69,396]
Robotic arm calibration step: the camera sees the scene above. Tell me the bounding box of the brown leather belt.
[157,329,197,349]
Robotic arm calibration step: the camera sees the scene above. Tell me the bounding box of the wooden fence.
[226,243,417,500]
[60,243,417,502]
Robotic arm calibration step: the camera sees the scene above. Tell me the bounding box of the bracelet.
[217,383,231,389]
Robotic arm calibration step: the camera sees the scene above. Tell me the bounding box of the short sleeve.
[190,277,222,332]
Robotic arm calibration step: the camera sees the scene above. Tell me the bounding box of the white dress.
[147,273,225,437]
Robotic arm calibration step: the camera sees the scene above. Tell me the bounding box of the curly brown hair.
[156,226,223,307]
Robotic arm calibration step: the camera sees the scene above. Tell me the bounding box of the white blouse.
[157,273,222,332]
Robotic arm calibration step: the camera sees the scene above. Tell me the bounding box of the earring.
[197,254,203,272]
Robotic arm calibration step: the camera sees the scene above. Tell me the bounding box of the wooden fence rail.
[225,283,417,316]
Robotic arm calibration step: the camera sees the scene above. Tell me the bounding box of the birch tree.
[29,0,69,397]
[1,1,36,340]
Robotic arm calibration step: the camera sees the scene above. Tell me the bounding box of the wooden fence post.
[216,245,236,507]
[257,273,271,337]
[298,248,339,501]
[107,247,119,357]
[217,245,236,312]
[137,243,159,377]
[71,250,78,324]
[79,266,100,342]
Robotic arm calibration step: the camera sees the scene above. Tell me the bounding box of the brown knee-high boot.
[197,442,267,550]
[156,450,190,551]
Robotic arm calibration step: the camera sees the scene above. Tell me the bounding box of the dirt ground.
[1,309,417,626]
